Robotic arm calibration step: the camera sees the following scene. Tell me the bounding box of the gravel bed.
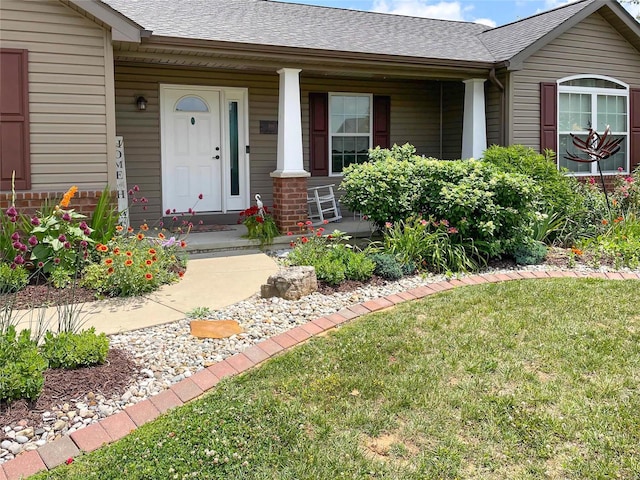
[1,259,638,464]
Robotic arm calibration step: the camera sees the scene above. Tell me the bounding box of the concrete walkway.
[14,250,279,336]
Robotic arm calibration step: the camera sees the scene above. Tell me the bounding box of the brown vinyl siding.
[0,0,111,191]
[114,63,464,222]
[486,71,507,148]
[510,12,640,150]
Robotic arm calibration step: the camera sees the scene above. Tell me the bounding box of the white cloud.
[621,1,640,20]
[371,0,495,25]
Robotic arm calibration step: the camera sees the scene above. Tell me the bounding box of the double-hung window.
[329,93,372,175]
[557,76,629,174]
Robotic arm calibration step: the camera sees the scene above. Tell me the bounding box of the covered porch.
[113,39,500,231]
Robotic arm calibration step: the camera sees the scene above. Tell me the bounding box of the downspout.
[488,68,505,146]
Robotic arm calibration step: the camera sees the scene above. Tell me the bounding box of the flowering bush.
[29,186,93,276]
[238,203,279,246]
[382,216,483,274]
[287,222,375,285]
[81,226,186,297]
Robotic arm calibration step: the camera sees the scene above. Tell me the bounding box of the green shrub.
[89,185,119,246]
[344,251,376,282]
[341,146,538,257]
[481,145,580,218]
[368,253,404,280]
[512,240,548,266]
[287,228,374,285]
[0,264,29,294]
[0,326,47,402]
[40,327,109,369]
[579,213,640,269]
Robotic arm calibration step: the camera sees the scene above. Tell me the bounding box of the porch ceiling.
[113,39,494,81]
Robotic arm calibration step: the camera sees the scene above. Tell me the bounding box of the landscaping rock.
[260,266,317,300]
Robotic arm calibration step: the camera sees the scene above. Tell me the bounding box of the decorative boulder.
[261,266,317,300]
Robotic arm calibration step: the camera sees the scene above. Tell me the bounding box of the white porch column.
[461,78,487,160]
[271,68,309,177]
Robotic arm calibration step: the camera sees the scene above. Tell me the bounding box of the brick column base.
[272,176,309,233]
[0,190,112,218]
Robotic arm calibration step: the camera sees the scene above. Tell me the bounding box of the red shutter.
[631,88,640,172]
[1,49,30,190]
[540,82,557,154]
[309,92,329,176]
[373,95,391,149]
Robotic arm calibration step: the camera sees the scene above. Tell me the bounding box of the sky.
[277,0,640,28]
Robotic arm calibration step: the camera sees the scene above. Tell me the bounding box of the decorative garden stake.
[564,125,623,215]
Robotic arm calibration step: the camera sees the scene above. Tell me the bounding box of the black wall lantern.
[136,96,148,111]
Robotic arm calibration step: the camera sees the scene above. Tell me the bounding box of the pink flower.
[287,231,293,236]
[618,166,624,172]
[58,234,67,242]
[63,241,71,249]
[589,177,596,185]
[6,206,17,217]
[133,185,140,192]
[165,209,171,215]
[13,255,24,265]
[65,458,73,465]
[420,219,428,226]
[448,227,458,234]
[31,216,40,226]
[198,193,203,200]
[305,220,312,226]
[10,232,20,241]
[289,241,296,247]
[28,235,38,246]
[385,222,392,229]
[301,237,309,243]
[62,213,71,221]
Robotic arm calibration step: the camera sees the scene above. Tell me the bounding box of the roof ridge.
[264,0,492,28]
[481,0,595,33]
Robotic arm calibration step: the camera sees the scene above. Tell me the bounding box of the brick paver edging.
[4,270,639,479]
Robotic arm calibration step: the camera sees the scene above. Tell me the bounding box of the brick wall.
[0,190,113,218]
[272,176,309,233]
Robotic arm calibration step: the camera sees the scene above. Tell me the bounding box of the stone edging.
[3,270,639,480]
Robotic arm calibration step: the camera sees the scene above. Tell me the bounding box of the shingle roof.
[478,0,597,61]
[102,0,495,62]
[101,0,611,64]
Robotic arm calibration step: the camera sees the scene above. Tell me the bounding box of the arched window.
[175,96,209,112]
[557,75,629,174]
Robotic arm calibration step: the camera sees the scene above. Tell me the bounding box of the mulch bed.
[0,284,97,311]
[0,349,137,434]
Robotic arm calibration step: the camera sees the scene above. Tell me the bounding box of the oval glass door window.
[191,117,195,125]
[175,96,209,112]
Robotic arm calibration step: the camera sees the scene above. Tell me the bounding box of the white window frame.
[328,92,373,176]
[557,74,629,175]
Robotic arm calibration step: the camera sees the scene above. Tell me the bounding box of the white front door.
[161,86,221,213]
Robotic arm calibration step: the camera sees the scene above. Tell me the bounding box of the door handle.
[213,155,220,159]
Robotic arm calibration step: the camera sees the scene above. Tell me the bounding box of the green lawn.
[36,278,640,479]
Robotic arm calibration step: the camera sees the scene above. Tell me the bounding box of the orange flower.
[113,247,121,255]
[180,240,187,248]
[158,233,165,240]
[105,258,114,265]
[614,216,624,224]
[602,219,609,225]
[178,271,184,278]
[137,233,145,240]
[145,273,153,280]
[140,223,149,231]
[59,186,78,208]
[571,247,583,256]
[125,259,133,267]
[97,244,108,252]
[126,251,133,257]
[145,259,153,266]
[152,255,157,262]
[148,248,156,255]
[127,226,134,233]
[107,267,114,275]
[116,225,124,232]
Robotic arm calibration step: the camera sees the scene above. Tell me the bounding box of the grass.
[34,278,640,479]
